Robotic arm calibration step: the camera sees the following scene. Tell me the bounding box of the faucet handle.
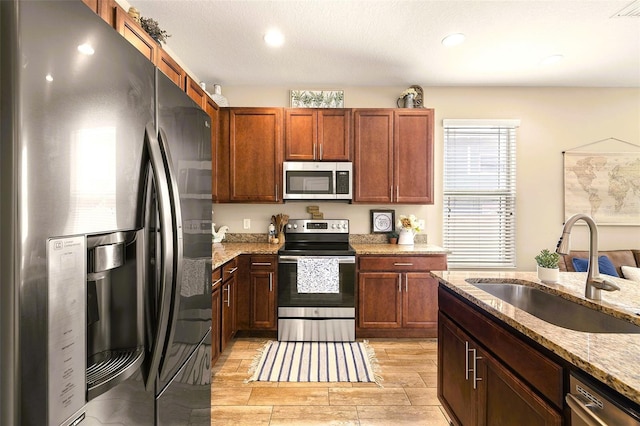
[591,277,620,292]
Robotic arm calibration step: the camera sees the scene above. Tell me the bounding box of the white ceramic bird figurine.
[212,225,229,243]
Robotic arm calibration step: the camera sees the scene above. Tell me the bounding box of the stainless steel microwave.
[282,161,352,201]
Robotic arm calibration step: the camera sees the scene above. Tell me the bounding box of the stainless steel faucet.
[556,213,620,301]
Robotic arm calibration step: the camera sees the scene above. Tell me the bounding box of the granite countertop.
[433,270,640,405]
[213,241,449,268]
[352,243,449,255]
[212,242,281,269]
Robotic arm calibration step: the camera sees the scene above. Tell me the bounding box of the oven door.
[277,255,355,308]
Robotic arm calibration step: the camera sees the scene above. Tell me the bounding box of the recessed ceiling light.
[441,33,465,47]
[45,74,53,82]
[77,43,95,55]
[541,54,564,65]
[264,29,284,47]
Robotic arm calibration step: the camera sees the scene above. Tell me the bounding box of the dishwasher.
[566,372,640,425]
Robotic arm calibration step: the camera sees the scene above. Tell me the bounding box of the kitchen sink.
[466,280,640,334]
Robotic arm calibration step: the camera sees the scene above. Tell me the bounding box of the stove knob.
[286,224,292,229]
[293,224,298,229]
[331,224,337,229]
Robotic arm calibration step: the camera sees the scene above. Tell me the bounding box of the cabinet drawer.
[250,255,276,271]
[439,286,564,409]
[222,258,239,281]
[212,268,223,291]
[359,255,446,272]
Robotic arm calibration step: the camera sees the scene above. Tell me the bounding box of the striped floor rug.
[247,341,381,385]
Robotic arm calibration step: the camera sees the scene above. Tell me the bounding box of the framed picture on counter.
[370,209,395,233]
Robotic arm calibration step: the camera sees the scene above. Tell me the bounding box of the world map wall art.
[563,152,640,225]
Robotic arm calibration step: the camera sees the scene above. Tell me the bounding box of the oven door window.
[286,171,333,194]
[278,257,355,308]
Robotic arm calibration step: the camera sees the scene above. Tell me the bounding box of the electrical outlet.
[243,218,251,229]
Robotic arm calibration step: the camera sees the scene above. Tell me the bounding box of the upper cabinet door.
[284,108,352,161]
[158,49,185,90]
[228,108,283,202]
[185,76,206,109]
[284,109,316,160]
[317,109,351,161]
[114,6,158,64]
[353,109,394,203]
[394,109,434,204]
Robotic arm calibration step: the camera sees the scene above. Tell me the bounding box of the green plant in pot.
[387,231,399,244]
[140,16,171,44]
[535,249,560,283]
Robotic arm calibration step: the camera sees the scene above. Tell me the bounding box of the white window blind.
[443,119,519,268]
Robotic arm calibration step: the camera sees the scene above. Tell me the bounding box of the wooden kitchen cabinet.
[82,0,115,26]
[357,255,446,337]
[185,75,207,109]
[221,258,238,352]
[249,255,277,330]
[219,108,283,202]
[353,109,434,204]
[114,6,159,64]
[284,109,351,161]
[438,286,564,425]
[439,313,562,426]
[158,49,185,90]
[206,97,219,201]
[211,267,223,365]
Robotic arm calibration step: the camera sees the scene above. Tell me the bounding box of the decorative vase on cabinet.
[397,229,415,245]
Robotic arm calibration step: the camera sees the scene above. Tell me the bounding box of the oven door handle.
[278,255,356,264]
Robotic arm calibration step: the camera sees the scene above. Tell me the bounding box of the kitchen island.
[433,270,640,406]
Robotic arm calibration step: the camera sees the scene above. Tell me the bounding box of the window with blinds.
[443,119,520,268]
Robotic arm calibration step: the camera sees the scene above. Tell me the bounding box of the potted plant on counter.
[387,231,399,244]
[535,249,560,283]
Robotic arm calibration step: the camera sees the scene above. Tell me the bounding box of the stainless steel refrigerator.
[0,1,212,425]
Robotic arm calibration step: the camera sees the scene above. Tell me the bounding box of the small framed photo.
[370,209,395,233]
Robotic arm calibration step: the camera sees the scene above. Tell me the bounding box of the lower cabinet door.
[250,270,276,329]
[438,313,477,426]
[402,273,438,329]
[358,272,402,328]
[478,350,562,426]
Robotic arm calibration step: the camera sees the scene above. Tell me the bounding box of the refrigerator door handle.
[143,123,175,391]
[156,127,184,374]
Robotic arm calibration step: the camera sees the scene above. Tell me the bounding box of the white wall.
[213,85,640,271]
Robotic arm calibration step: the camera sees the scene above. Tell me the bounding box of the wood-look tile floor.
[211,338,451,425]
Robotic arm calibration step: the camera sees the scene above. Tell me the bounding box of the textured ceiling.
[132,0,640,87]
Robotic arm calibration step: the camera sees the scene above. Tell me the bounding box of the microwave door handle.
[156,127,184,373]
[142,123,174,391]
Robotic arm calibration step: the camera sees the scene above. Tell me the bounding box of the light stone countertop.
[213,242,449,269]
[433,270,640,405]
[352,243,449,255]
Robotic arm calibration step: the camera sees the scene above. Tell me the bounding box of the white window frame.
[443,119,520,269]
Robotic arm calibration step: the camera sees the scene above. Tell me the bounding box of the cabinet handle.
[390,186,393,200]
[313,143,317,160]
[275,184,278,202]
[394,263,413,266]
[398,274,402,292]
[269,272,273,292]
[223,286,230,306]
[252,262,271,266]
[465,341,470,380]
[405,275,408,293]
[470,348,482,390]
[212,278,223,290]
[227,267,238,275]
[396,185,399,201]
[319,144,323,160]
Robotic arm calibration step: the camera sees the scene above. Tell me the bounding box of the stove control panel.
[285,219,349,233]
